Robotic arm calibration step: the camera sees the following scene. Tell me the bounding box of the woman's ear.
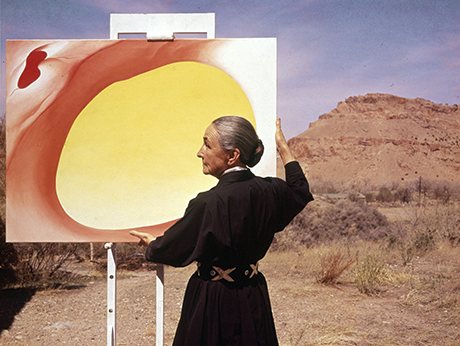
[227,148,241,166]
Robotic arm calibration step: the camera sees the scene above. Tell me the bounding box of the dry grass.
[354,254,387,295]
[316,246,355,285]
[266,237,460,345]
[399,242,460,309]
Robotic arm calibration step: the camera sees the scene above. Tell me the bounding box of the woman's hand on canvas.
[129,230,156,246]
[275,117,295,165]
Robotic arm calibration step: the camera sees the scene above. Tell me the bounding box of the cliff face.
[289,93,460,190]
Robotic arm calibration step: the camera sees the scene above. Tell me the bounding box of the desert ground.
[1,216,459,346]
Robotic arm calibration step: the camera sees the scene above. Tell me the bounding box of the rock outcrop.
[289,93,460,191]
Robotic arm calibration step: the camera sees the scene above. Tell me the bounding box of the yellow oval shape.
[56,61,254,229]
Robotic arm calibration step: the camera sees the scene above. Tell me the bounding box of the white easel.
[105,13,216,346]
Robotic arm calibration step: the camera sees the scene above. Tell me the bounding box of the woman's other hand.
[275,118,295,165]
[129,230,156,246]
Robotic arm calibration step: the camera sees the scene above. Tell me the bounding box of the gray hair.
[212,115,264,167]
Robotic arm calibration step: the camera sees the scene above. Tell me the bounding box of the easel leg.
[105,243,117,346]
[156,264,164,346]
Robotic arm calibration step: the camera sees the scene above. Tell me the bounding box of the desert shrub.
[413,228,436,254]
[397,227,437,265]
[369,185,413,204]
[364,192,375,203]
[394,202,460,265]
[310,179,340,194]
[398,240,415,267]
[430,204,460,246]
[376,187,393,203]
[355,255,387,295]
[13,243,80,288]
[446,226,460,247]
[396,226,436,267]
[92,243,154,272]
[433,185,451,204]
[0,117,5,209]
[274,199,394,249]
[0,220,19,288]
[316,248,355,285]
[0,119,12,287]
[393,187,413,203]
[114,243,155,270]
[348,192,366,203]
[415,179,460,202]
[406,203,459,247]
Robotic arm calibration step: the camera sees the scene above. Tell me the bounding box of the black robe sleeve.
[274,161,314,231]
[145,194,214,267]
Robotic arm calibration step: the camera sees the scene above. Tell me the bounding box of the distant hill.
[288,93,460,191]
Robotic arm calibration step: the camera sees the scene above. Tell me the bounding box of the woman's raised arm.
[275,118,296,165]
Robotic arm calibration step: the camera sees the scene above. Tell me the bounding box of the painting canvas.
[6,38,276,242]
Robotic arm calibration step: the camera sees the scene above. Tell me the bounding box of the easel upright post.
[105,242,117,346]
[156,264,165,346]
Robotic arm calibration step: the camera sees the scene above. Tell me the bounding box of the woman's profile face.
[197,124,230,178]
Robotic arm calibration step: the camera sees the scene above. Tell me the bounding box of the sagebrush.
[274,198,394,249]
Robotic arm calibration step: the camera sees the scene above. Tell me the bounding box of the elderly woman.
[131,116,313,345]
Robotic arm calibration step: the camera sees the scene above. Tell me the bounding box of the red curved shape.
[6,40,223,242]
[18,49,47,88]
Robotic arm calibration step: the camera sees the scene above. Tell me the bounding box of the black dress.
[145,161,313,345]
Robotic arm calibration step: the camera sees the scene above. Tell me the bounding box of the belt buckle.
[211,266,236,282]
[197,262,259,282]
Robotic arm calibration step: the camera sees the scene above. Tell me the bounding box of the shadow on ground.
[0,288,36,332]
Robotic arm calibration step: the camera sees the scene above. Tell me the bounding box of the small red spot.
[18,49,48,89]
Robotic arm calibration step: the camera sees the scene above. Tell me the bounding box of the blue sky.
[1,0,459,138]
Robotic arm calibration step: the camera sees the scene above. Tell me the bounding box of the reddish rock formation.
[288,93,460,191]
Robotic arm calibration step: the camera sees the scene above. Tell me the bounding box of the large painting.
[6,39,276,242]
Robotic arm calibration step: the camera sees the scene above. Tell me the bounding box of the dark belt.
[196,262,259,283]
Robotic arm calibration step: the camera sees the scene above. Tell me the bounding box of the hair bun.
[247,139,264,167]
[212,115,264,168]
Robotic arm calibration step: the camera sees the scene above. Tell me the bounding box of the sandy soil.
[1,244,459,346]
